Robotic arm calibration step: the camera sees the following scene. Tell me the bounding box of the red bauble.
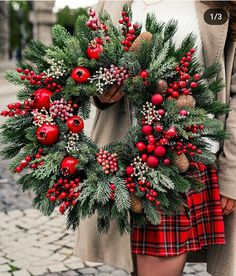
[190,82,198,88]
[61,157,79,175]
[194,73,201,80]
[165,126,177,138]
[139,70,148,80]
[179,110,188,116]
[66,116,84,133]
[141,153,148,162]
[71,67,91,83]
[33,88,53,110]
[163,158,171,166]
[154,123,163,133]
[142,125,153,135]
[154,146,166,157]
[136,141,146,152]
[151,94,163,106]
[158,109,165,116]
[147,144,155,153]
[146,156,159,168]
[125,166,134,176]
[87,45,102,60]
[36,123,59,145]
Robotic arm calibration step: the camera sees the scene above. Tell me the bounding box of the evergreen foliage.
[0,5,228,233]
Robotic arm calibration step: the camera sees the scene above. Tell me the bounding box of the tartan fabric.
[131,163,226,257]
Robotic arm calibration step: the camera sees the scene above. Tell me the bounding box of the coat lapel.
[195,1,229,67]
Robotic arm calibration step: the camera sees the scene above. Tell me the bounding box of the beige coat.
[73,1,236,275]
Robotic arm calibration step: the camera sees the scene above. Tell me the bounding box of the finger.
[97,85,121,103]
[110,89,124,103]
[224,199,235,215]
[105,84,120,100]
[221,196,228,211]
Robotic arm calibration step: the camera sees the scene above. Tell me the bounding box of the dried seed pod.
[130,194,143,213]
[130,32,153,52]
[175,95,196,108]
[155,79,168,95]
[173,153,190,173]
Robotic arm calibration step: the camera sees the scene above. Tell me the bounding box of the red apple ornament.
[71,67,91,83]
[87,45,102,60]
[33,88,53,110]
[36,124,59,145]
[66,116,84,133]
[61,157,79,175]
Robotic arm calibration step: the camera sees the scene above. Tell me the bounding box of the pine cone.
[155,79,168,95]
[130,194,143,213]
[130,32,153,52]
[173,153,190,173]
[175,95,196,108]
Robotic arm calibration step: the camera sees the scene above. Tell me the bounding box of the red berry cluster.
[184,123,204,134]
[171,141,202,157]
[1,101,32,117]
[49,99,76,121]
[124,177,136,193]
[86,8,108,32]
[138,180,160,205]
[96,149,118,174]
[119,10,138,52]
[167,49,201,98]
[109,183,116,200]
[46,177,80,214]
[15,149,44,173]
[17,68,45,86]
[17,68,63,93]
[42,76,63,93]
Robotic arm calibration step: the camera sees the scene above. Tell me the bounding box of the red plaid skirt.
[131,163,225,257]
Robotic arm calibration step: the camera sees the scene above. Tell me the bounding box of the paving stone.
[98,265,114,272]
[184,265,196,274]
[63,270,80,276]
[48,263,68,273]
[0,264,10,272]
[13,269,31,276]
[7,210,24,218]
[27,265,48,275]
[96,273,111,276]
[78,267,98,274]
[0,257,8,264]
[65,260,84,270]
[84,261,102,268]
[192,264,207,272]
[111,270,130,276]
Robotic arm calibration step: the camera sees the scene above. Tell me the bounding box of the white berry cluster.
[65,132,80,152]
[32,108,54,127]
[44,58,66,79]
[131,156,149,182]
[89,67,116,94]
[141,102,162,125]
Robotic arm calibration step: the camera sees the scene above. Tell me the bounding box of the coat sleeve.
[218,46,236,199]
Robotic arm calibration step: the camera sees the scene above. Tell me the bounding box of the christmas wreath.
[0,5,229,233]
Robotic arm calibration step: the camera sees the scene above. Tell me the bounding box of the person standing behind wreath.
[73,1,236,276]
